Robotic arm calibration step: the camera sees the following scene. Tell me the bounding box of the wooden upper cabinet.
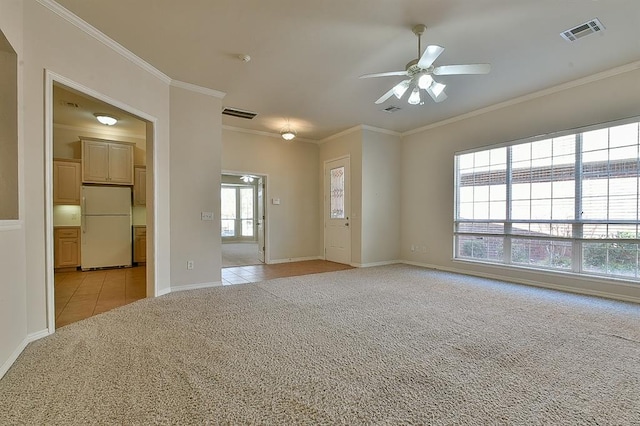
[133,166,147,206]
[53,159,81,205]
[81,138,134,185]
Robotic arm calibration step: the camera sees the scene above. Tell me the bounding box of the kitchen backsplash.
[132,206,146,226]
[53,205,146,227]
[53,205,81,226]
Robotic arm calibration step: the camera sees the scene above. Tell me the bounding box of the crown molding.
[403,60,640,137]
[361,125,401,137]
[319,125,363,144]
[222,125,317,144]
[170,80,226,99]
[35,0,171,84]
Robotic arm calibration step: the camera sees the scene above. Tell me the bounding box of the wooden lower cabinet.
[133,226,146,264]
[54,227,80,269]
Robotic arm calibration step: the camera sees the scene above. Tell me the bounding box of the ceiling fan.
[360,24,491,105]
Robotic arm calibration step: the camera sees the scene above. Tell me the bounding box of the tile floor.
[54,260,352,328]
[54,266,146,328]
[222,260,353,285]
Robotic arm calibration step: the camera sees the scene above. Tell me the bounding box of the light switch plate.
[272,198,280,205]
[201,211,214,221]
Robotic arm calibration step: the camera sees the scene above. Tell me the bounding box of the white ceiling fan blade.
[417,45,444,69]
[374,86,397,104]
[360,71,408,79]
[433,64,491,75]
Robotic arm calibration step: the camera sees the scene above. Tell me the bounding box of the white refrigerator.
[81,185,132,270]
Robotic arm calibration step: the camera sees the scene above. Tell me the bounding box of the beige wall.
[361,129,401,265]
[401,65,640,301]
[319,127,401,266]
[170,85,222,288]
[319,128,363,264]
[222,129,321,262]
[0,0,26,378]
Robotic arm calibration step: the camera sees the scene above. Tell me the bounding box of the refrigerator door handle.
[81,196,86,233]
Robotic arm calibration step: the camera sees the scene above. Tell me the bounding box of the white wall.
[222,129,321,262]
[401,65,640,301]
[0,0,28,379]
[361,129,401,265]
[20,1,173,337]
[170,85,222,288]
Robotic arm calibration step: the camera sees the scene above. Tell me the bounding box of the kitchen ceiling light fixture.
[94,113,118,126]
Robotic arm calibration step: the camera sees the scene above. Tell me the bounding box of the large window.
[221,185,255,239]
[455,118,640,281]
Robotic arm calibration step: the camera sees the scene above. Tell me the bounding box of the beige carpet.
[1,265,639,424]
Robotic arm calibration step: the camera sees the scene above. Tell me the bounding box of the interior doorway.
[221,173,266,267]
[46,73,155,330]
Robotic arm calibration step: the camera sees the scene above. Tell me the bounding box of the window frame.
[221,183,257,241]
[454,116,640,282]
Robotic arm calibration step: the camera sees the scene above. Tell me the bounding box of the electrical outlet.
[411,245,415,252]
[201,211,214,221]
[187,260,194,270]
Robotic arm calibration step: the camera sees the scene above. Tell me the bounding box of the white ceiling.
[54,0,640,141]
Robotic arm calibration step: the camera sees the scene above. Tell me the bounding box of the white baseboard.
[156,287,171,297]
[0,328,50,380]
[170,281,223,293]
[29,329,52,342]
[268,256,323,264]
[351,260,401,268]
[402,260,640,304]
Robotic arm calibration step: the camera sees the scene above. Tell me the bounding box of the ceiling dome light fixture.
[240,175,255,183]
[94,113,118,126]
[280,122,297,141]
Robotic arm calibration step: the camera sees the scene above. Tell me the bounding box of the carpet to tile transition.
[1,264,639,424]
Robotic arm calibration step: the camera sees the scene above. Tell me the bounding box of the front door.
[324,157,351,264]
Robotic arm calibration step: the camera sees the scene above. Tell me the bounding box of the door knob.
[345,223,349,227]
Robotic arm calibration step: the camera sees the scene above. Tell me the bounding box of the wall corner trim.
[170,80,226,99]
[35,0,172,84]
[0,329,51,380]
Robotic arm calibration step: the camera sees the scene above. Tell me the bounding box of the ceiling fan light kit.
[361,24,490,106]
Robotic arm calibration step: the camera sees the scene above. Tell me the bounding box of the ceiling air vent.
[60,100,80,108]
[221,107,258,120]
[382,105,402,113]
[561,18,604,42]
